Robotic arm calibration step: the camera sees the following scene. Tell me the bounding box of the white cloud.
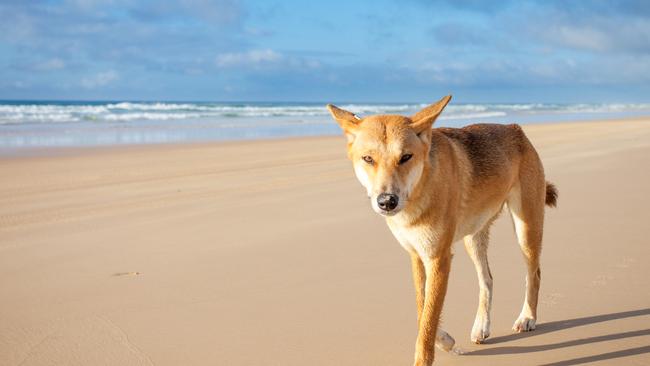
[81,70,119,89]
[215,49,283,68]
[541,18,650,53]
[214,49,322,72]
[34,58,65,71]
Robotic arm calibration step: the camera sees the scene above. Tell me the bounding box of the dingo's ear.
[327,104,361,142]
[411,95,452,134]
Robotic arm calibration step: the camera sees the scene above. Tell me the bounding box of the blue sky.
[1,0,649,102]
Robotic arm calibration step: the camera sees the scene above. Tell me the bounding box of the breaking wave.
[2,101,649,125]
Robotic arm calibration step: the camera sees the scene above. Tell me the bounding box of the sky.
[1,0,649,103]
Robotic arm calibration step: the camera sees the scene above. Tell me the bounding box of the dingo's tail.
[545,181,558,208]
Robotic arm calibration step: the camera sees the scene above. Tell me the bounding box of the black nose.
[377,193,399,211]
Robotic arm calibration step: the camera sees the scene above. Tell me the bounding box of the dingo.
[327,96,557,366]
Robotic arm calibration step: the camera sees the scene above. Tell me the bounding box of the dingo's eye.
[399,154,413,165]
[362,155,374,164]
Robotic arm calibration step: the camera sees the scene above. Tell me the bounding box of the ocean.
[1,100,649,149]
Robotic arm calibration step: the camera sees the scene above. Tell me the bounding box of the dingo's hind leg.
[508,172,546,332]
[507,177,545,333]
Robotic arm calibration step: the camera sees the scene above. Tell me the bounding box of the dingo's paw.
[471,316,490,343]
[512,316,536,332]
[435,330,456,352]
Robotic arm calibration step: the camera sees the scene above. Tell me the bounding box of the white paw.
[471,317,490,343]
[435,331,456,352]
[512,316,536,332]
[450,346,465,355]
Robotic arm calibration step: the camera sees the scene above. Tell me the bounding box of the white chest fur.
[386,202,504,260]
[386,218,440,259]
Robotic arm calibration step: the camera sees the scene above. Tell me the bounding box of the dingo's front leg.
[410,252,456,352]
[413,248,453,366]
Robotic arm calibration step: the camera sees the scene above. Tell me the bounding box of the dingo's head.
[327,95,451,216]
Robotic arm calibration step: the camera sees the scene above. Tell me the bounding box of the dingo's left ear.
[327,104,361,142]
[411,95,452,134]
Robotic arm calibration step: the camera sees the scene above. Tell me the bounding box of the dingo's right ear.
[327,104,361,142]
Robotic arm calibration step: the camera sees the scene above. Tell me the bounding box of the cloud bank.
[0,0,648,102]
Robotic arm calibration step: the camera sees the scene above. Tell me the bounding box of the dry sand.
[1,118,650,365]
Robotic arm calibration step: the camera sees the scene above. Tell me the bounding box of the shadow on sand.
[465,308,650,365]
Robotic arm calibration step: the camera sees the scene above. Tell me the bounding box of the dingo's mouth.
[375,207,401,216]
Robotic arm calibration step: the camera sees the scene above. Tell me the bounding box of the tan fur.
[327,96,557,366]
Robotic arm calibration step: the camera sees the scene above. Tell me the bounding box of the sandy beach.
[1,118,650,365]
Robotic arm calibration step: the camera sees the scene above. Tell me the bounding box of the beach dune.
[1,118,650,365]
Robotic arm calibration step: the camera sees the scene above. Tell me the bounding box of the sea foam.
[1,101,649,148]
[2,101,649,125]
